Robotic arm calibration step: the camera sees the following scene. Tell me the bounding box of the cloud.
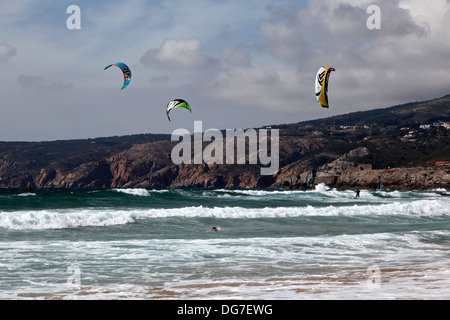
[0,43,17,62]
[17,75,43,87]
[149,75,170,83]
[254,0,450,113]
[140,38,220,69]
[17,75,73,92]
[260,0,429,62]
[207,63,302,112]
[259,20,310,62]
[221,48,252,68]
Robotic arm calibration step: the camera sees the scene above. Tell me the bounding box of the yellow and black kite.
[315,66,335,108]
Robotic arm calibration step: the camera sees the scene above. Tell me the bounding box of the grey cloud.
[259,19,310,62]
[217,26,235,40]
[260,0,429,65]
[323,1,428,38]
[18,75,43,87]
[265,3,300,22]
[375,1,429,37]
[222,48,252,68]
[255,0,450,116]
[0,43,17,62]
[45,82,74,92]
[327,4,368,36]
[140,38,220,70]
[259,4,312,63]
[150,75,170,83]
[18,75,73,92]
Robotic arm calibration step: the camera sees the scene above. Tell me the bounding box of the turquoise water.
[0,184,449,299]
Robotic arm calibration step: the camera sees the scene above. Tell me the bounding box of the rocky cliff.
[1,139,448,191]
[1,95,449,191]
[21,136,324,189]
[334,166,450,191]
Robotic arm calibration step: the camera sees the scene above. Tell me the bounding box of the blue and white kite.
[104,62,132,90]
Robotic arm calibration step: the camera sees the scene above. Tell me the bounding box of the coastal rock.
[335,167,450,190]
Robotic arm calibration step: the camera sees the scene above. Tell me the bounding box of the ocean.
[0,184,449,300]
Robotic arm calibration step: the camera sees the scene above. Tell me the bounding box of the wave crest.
[1,197,448,230]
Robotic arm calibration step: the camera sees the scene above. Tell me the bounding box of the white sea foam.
[217,189,304,196]
[1,197,448,230]
[113,188,151,197]
[16,192,36,197]
[0,209,139,230]
[214,184,430,201]
[1,231,449,300]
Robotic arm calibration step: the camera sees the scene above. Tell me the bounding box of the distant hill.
[306,94,450,127]
[273,94,450,169]
[0,95,449,190]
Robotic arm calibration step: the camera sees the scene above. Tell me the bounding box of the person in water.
[355,189,360,198]
[210,227,218,232]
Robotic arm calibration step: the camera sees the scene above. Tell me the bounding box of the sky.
[1,0,450,141]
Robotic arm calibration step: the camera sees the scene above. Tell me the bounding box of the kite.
[166,99,191,121]
[104,62,132,90]
[315,66,335,108]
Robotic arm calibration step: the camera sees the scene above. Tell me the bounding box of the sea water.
[0,183,449,299]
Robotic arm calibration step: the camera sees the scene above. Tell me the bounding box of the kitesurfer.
[355,189,360,198]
